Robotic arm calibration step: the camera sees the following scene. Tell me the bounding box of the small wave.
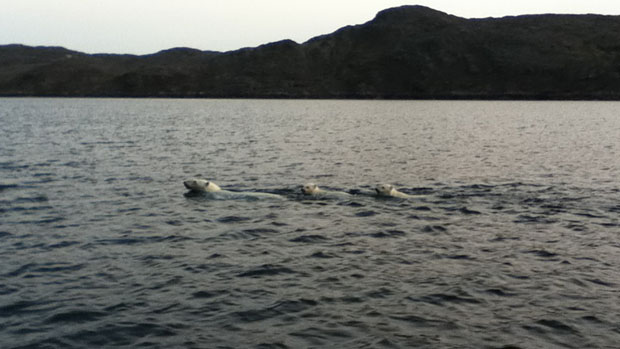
[165,220,183,226]
[33,216,66,225]
[217,216,252,223]
[421,225,447,233]
[489,235,520,242]
[0,162,30,171]
[0,205,54,215]
[408,214,441,221]
[289,326,353,344]
[484,288,518,297]
[242,228,279,234]
[581,315,604,323]
[366,287,394,299]
[192,290,228,299]
[459,207,482,215]
[339,201,365,207]
[61,161,82,168]
[355,210,377,217]
[44,310,106,324]
[389,314,457,330]
[566,223,587,232]
[237,264,298,278]
[64,323,176,347]
[0,183,20,191]
[90,238,145,246]
[5,262,84,278]
[0,299,57,317]
[389,314,433,325]
[46,240,80,250]
[289,235,329,243]
[33,172,54,178]
[103,302,132,312]
[524,249,559,258]
[415,292,482,305]
[514,215,557,224]
[439,254,474,260]
[93,234,189,247]
[12,195,49,203]
[369,230,406,238]
[414,205,432,211]
[587,278,616,287]
[536,319,579,334]
[574,211,606,219]
[309,251,336,259]
[233,299,317,323]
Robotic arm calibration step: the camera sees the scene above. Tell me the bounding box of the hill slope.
[2,6,620,99]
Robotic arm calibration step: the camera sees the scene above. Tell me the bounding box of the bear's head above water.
[302,183,322,195]
[375,184,395,196]
[184,178,222,192]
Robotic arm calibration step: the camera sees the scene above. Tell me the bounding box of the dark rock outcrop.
[2,5,620,99]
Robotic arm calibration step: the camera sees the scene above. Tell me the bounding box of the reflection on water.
[1,98,619,348]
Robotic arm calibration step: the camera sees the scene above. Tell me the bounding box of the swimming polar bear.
[301,183,351,198]
[375,184,412,199]
[184,178,222,192]
[184,178,282,200]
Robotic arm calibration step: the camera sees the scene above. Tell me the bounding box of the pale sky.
[1,1,619,55]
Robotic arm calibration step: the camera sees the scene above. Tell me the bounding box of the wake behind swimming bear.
[375,184,411,199]
[184,178,282,200]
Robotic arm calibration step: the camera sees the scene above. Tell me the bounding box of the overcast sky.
[1,1,619,55]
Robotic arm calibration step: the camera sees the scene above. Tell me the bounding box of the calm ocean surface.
[1,98,619,348]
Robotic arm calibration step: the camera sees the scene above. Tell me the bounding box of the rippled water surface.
[1,98,619,348]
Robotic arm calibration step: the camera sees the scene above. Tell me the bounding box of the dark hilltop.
[2,5,620,99]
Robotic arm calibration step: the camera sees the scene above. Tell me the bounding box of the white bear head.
[184,178,222,192]
[302,183,321,195]
[375,184,395,196]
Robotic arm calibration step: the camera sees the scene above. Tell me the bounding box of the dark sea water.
[1,98,619,348]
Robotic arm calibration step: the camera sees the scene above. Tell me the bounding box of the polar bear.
[301,183,324,195]
[301,183,351,198]
[184,178,282,200]
[184,178,222,192]
[375,184,411,199]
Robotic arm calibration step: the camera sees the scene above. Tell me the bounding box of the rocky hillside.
[2,6,620,99]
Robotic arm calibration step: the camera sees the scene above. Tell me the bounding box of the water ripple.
[237,264,300,278]
[2,99,620,348]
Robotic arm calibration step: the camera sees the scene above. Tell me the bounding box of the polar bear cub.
[301,183,324,195]
[302,183,350,197]
[375,184,411,198]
